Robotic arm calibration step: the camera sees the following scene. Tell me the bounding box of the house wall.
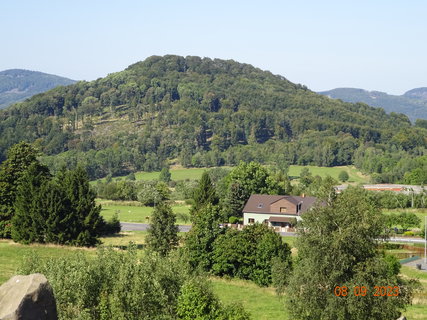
[243,212,303,225]
[270,199,297,214]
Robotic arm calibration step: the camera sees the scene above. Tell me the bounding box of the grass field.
[1,239,426,318]
[211,277,287,319]
[0,240,95,284]
[400,266,427,319]
[93,165,369,184]
[94,167,214,184]
[288,165,369,183]
[99,201,191,224]
[99,231,148,247]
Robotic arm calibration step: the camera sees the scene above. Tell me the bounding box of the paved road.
[385,237,427,244]
[121,223,426,245]
[121,222,191,232]
[122,222,299,236]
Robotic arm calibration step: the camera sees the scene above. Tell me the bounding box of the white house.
[242,194,317,232]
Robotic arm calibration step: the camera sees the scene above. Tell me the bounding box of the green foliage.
[11,165,105,246]
[101,212,121,235]
[184,204,225,271]
[0,69,75,109]
[137,181,170,206]
[191,172,219,215]
[1,55,424,184]
[223,161,288,218]
[159,166,172,183]
[177,278,222,320]
[212,223,292,286]
[384,212,421,229]
[146,201,179,256]
[286,187,418,319]
[126,172,136,180]
[11,163,52,243]
[18,247,187,320]
[404,167,427,184]
[0,142,49,238]
[338,170,349,182]
[96,180,137,201]
[177,277,251,320]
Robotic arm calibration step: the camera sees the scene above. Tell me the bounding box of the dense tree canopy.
[0,142,49,237]
[0,55,425,183]
[286,187,417,319]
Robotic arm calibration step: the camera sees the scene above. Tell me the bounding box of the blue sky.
[1,0,426,94]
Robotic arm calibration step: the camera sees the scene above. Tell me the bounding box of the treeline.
[0,142,119,246]
[1,55,426,183]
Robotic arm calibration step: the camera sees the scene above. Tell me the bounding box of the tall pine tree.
[58,166,104,246]
[191,172,219,216]
[11,162,51,244]
[146,201,179,256]
[0,142,43,238]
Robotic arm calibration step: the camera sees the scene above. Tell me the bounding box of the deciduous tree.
[286,187,418,319]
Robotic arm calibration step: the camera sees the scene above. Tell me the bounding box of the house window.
[248,218,255,224]
[257,203,263,208]
[280,207,287,213]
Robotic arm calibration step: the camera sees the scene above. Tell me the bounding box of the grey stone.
[0,273,57,320]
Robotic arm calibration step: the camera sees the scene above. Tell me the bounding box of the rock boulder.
[0,273,57,320]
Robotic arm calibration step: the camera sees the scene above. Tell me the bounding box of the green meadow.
[0,237,426,319]
[93,165,369,184]
[288,165,369,183]
[98,200,191,224]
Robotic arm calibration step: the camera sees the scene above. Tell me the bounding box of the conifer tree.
[0,142,44,238]
[184,204,224,271]
[191,172,219,215]
[58,166,104,246]
[146,201,179,256]
[11,163,51,243]
[159,166,172,183]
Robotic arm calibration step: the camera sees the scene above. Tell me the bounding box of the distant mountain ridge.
[0,69,75,109]
[318,87,427,122]
[0,55,424,180]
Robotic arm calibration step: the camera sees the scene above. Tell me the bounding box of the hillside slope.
[319,87,427,122]
[0,69,75,109]
[0,55,424,180]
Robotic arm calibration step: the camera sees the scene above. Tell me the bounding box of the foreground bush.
[18,245,250,320]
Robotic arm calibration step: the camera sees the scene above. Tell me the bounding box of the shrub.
[212,223,292,286]
[228,216,239,224]
[100,213,121,235]
[18,247,250,320]
[19,247,186,320]
[137,181,170,206]
[338,170,349,182]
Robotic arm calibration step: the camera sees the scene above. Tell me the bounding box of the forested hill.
[319,87,427,122]
[0,55,426,182]
[0,69,75,109]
